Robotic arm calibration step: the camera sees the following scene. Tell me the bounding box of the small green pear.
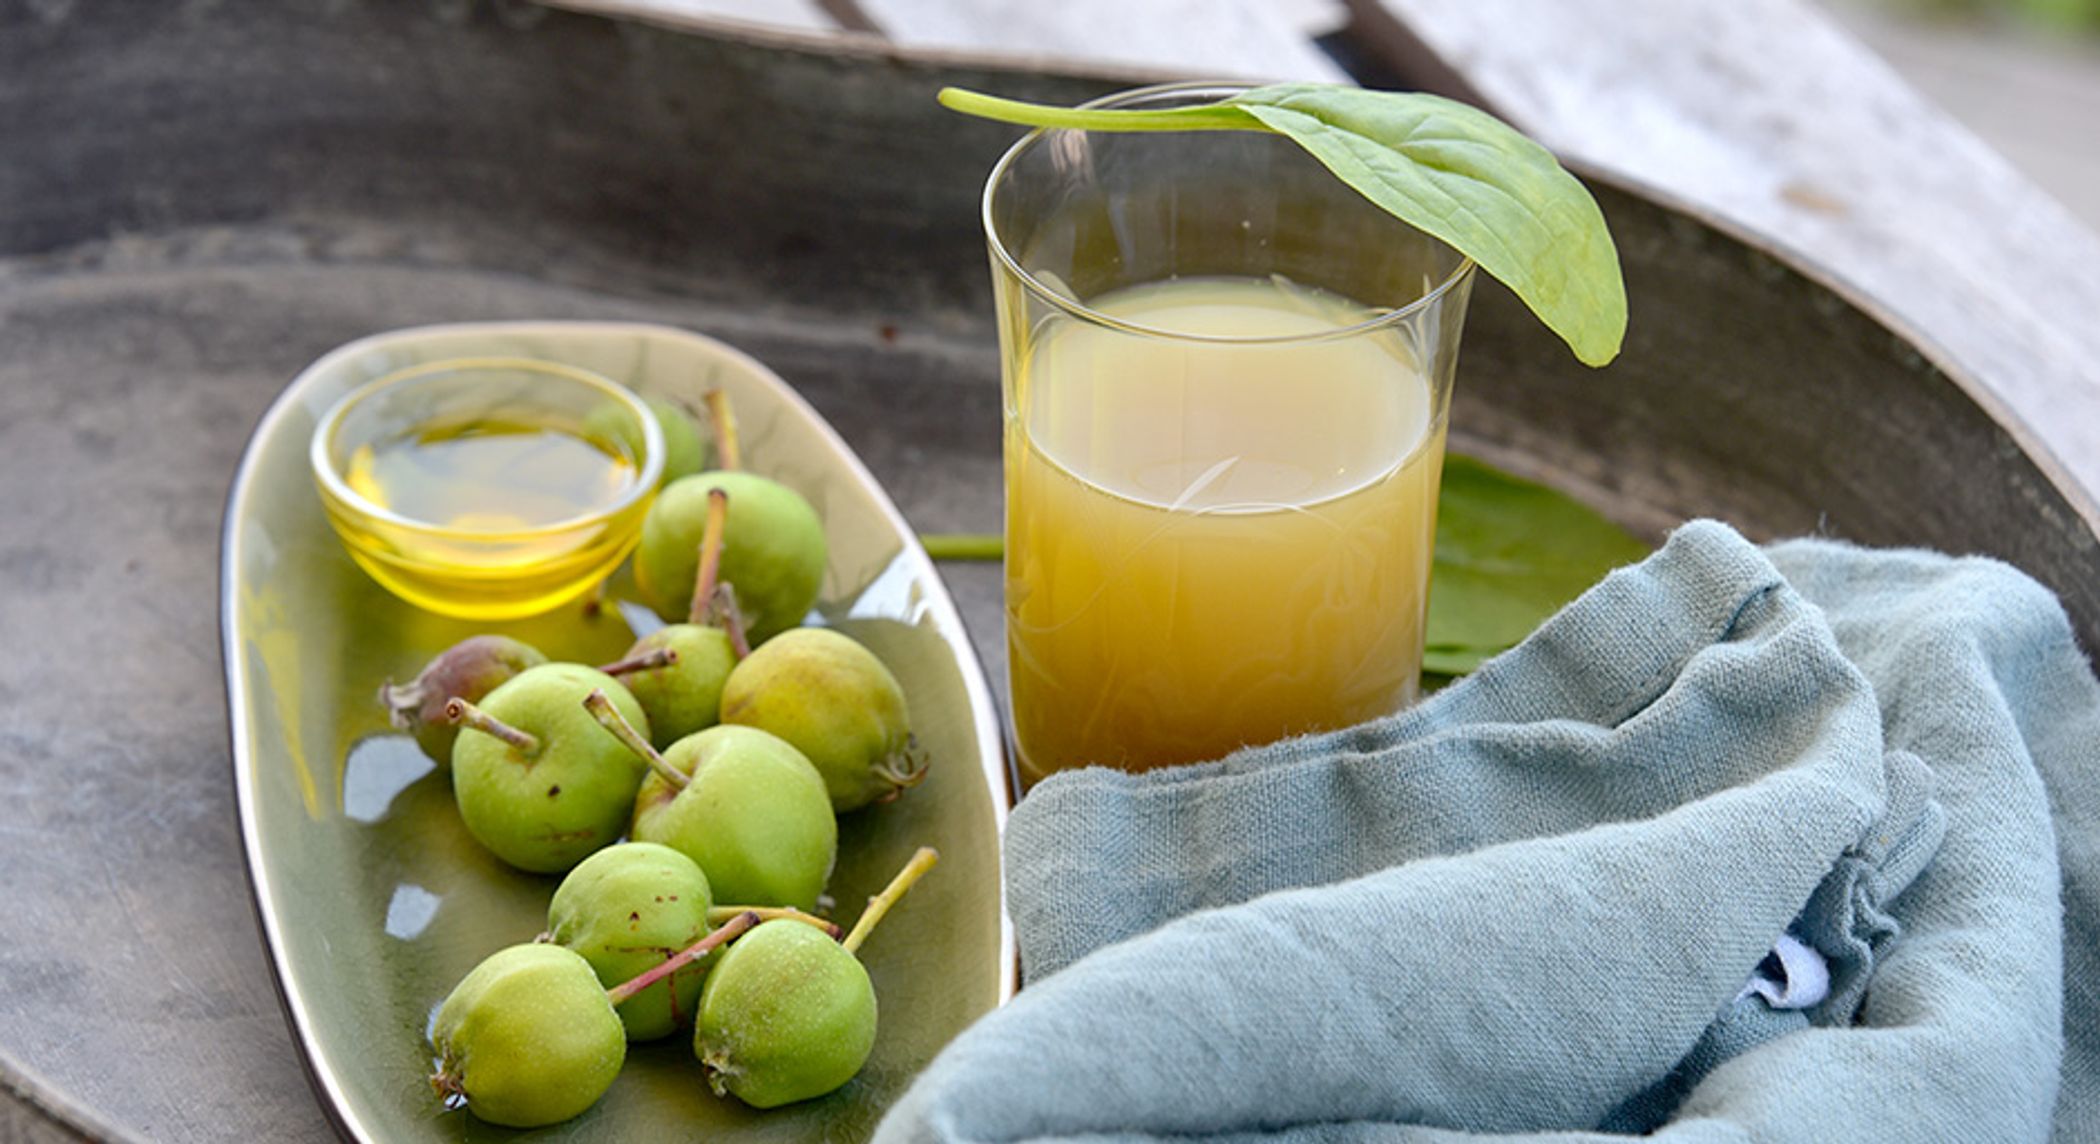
[694,920,874,1109]
[606,487,745,750]
[634,472,825,645]
[448,664,650,873]
[429,944,625,1128]
[547,842,714,1042]
[585,694,836,911]
[720,627,926,813]
[631,391,825,644]
[692,847,937,1108]
[618,623,736,749]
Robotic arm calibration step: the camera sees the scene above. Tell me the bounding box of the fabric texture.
[874,520,2100,1143]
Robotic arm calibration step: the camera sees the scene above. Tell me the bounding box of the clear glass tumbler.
[982,82,1476,786]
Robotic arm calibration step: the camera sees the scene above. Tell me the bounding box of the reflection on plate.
[222,322,1013,1142]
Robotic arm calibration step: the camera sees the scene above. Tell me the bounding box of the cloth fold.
[876,520,2099,1143]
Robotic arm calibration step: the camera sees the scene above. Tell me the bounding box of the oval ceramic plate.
[221,321,1015,1141]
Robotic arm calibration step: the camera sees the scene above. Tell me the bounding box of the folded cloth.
[876,520,2100,1143]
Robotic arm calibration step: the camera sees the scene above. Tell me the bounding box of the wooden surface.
[5,2,2100,1142]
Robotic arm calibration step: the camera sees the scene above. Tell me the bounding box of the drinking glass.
[981,82,1476,786]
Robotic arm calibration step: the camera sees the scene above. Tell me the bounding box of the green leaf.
[1423,454,1650,674]
[939,84,1627,367]
[1229,87,1626,367]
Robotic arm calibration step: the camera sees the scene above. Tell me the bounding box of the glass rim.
[981,79,1478,346]
[309,355,666,538]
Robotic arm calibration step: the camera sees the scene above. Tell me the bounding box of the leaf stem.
[582,689,689,790]
[937,87,1257,133]
[841,847,939,956]
[444,699,539,757]
[919,532,1004,561]
[605,910,758,1006]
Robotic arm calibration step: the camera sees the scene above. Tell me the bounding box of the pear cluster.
[373,390,938,1127]
[430,843,937,1127]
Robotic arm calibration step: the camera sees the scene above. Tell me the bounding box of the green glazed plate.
[222,321,1014,1141]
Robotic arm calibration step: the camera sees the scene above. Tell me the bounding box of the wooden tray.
[1,3,2094,1140]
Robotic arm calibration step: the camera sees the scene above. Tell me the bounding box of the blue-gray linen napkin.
[876,519,2100,1142]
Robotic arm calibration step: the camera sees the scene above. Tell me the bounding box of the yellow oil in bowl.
[312,358,664,619]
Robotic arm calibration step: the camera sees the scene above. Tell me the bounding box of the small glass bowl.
[310,357,664,619]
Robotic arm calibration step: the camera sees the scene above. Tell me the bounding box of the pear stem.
[705,389,742,473]
[605,910,759,1006]
[709,583,753,660]
[598,646,679,677]
[841,847,939,956]
[444,699,540,757]
[689,487,730,625]
[707,906,844,941]
[581,689,690,790]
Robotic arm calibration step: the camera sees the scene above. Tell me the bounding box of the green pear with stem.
[720,627,927,813]
[379,634,548,767]
[431,913,764,1128]
[447,665,650,874]
[428,943,625,1128]
[603,487,748,751]
[695,847,939,1108]
[545,842,715,1042]
[547,841,845,1044]
[633,389,826,644]
[584,690,836,911]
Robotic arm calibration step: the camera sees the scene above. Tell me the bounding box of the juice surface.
[1006,276,1444,782]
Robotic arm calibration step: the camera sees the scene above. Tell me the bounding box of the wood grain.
[839,0,1349,82]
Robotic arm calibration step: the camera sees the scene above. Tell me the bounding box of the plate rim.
[219,318,1017,1143]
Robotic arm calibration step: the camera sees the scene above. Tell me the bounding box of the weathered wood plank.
[579,0,1348,80]
[1352,0,2100,507]
[851,0,1350,82]
[552,0,840,33]
[1276,0,1352,39]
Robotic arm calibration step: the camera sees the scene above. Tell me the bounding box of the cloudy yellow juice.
[1006,276,1444,783]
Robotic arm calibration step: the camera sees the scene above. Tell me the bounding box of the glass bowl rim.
[308,355,667,539]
